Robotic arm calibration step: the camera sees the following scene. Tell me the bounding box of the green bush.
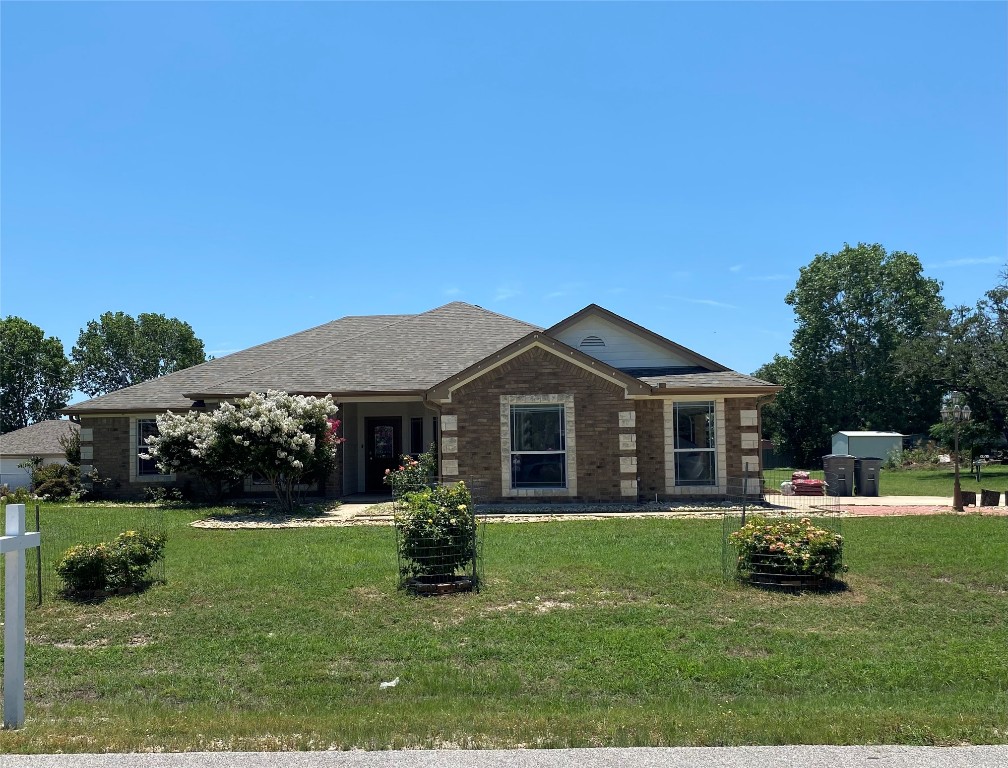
[0,485,35,505]
[729,515,845,581]
[383,446,437,498]
[35,477,76,500]
[396,482,475,578]
[56,530,166,596]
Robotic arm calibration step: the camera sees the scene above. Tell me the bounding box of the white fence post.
[2,503,41,729]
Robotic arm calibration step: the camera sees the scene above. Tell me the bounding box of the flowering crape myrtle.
[144,390,344,510]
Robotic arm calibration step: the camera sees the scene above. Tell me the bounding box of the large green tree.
[899,266,1008,449]
[0,316,75,431]
[764,243,946,466]
[72,312,208,398]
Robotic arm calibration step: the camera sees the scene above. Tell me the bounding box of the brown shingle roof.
[638,371,780,394]
[0,420,79,457]
[64,303,538,412]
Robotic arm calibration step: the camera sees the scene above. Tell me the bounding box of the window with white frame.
[136,419,162,476]
[673,401,716,486]
[510,404,566,488]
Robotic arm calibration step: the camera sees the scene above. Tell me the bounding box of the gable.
[546,305,728,372]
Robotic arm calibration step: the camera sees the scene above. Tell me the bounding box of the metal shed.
[831,431,904,461]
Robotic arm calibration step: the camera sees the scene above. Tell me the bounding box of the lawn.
[767,463,1008,498]
[1,504,1006,753]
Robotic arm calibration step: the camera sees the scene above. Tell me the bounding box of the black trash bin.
[855,457,883,497]
[822,454,856,497]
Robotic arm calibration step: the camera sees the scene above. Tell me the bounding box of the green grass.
[1,505,1006,752]
[769,464,1008,497]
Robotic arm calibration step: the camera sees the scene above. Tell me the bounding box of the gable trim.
[426,332,652,403]
[545,304,729,373]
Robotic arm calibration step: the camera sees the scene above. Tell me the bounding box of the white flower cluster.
[143,390,340,498]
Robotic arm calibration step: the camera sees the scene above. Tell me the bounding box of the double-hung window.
[673,401,716,486]
[510,404,566,488]
[136,419,161,477]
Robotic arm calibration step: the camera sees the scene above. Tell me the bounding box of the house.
[0,419,79,490]
[63,302,779,502]
[831,431,904,461]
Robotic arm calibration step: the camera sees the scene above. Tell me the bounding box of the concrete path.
[6,745,1008,768]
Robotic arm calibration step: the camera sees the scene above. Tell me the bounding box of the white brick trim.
[741,432,759,451]
[442,459,459,476]
[618,433,636,452]
[78,428,93,442]
[740,409,758,427]
[621,479,637,497]
[441,436,458,454]
[619,456,637,474]
[618,411,636,428]
[440,414,457,432]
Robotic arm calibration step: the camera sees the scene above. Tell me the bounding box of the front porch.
[337,400,440,496]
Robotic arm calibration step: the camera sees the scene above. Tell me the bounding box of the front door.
[365,417,402,492]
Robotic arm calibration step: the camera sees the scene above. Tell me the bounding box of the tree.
[72,312,207,397]
[0,316,74,432]
[765,243,946,466]
[899,266,1008,449]
[144,390,344,511]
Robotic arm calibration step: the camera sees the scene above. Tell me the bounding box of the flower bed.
[729,515,845,589]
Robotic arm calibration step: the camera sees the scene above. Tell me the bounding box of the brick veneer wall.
[443,346,630,502]
[634,400,665,499]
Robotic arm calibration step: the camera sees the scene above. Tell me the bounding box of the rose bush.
[395,481,476,579]
[729,515,845,581]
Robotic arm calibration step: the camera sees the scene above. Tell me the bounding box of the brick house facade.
[65,302,778,502]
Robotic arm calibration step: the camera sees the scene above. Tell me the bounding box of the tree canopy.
[72,312,208,397]
[761,243,946,466]
[0,316,74,432]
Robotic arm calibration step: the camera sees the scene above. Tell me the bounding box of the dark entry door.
[365,417,402,492]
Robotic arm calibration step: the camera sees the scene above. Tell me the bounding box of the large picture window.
[136,419,161,476]
[510,404,566,488]
[673,401,716,486]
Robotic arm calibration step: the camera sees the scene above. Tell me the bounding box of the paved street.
[4,746,1008,768]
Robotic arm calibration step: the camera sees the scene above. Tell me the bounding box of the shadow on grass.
[58,578,164,605]
[740,576,850,595]
[200,500,343,524]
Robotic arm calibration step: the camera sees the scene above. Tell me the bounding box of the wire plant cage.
[722,468,845,590]
[392,479,484,595]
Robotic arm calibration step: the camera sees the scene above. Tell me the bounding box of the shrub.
[383,446,437,498]
[730,515,845,581]
[56,530,166,596]
[396,481,475,579]
[34,477,76,500]
[0,485,35,505]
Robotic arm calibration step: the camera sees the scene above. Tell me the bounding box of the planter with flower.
[386,450,480,594]
[729,515,846,589]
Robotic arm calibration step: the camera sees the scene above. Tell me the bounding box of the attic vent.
[579,335,606,348]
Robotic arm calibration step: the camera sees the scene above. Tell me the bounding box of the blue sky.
[2,2,1005,401]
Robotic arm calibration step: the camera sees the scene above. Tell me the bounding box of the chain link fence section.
[25,504,167,606]
[722,470,844,586]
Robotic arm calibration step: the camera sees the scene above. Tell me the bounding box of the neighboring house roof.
[835,431,904,437]
[0,420,79,457]
[65,303,540,412]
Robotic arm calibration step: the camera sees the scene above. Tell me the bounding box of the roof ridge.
[443,301,542,331]
[199,311,423,394]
